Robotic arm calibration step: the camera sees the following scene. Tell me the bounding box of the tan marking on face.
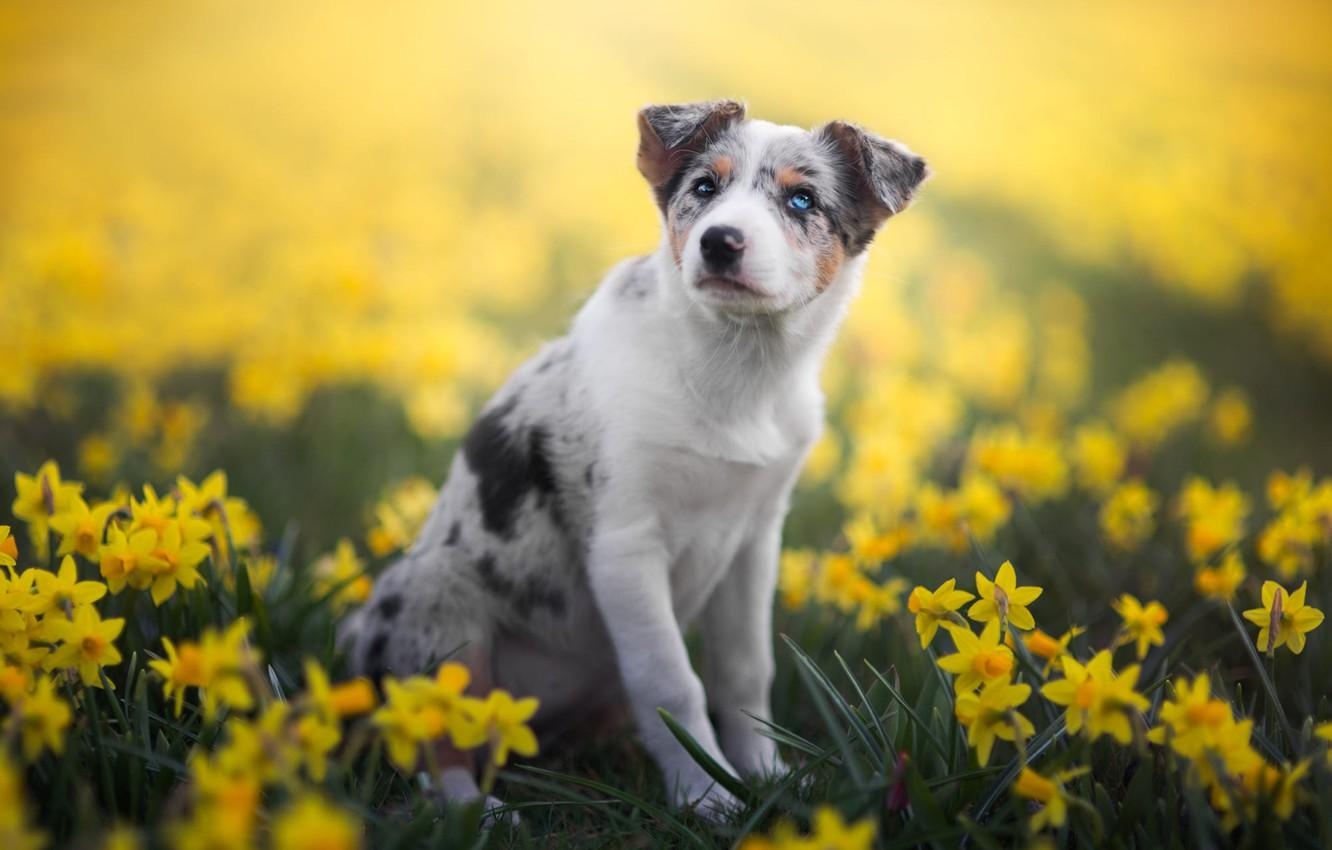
[669,213,691,267]
[776,166,806,190]
[815,238,846,292]
[713,155,733,181]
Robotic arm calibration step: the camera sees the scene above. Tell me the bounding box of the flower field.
[3,1,1332,848]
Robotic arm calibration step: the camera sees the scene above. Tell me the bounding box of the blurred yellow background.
[2,0,1331,546]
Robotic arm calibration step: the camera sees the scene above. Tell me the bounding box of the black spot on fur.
[527,427,557,496]
[474,553,566,619]
[475,552,513,597]
[515,580,566,618]
[364,633,389,681]
[584,462,596,489]
[463,397,563,540]
[444,521,461,547]
[374,595,403,621]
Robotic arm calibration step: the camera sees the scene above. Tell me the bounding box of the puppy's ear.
[818,121,929,251]
[637,100,746,208]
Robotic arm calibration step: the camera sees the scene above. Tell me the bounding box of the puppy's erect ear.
[818,121,930,252]
[637,100,746,208]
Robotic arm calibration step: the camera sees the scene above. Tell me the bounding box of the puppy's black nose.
[699,225,746,270]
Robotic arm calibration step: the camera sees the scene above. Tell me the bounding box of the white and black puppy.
[346,100,928,819]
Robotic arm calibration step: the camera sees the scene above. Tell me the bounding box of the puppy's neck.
[649,248,864,422]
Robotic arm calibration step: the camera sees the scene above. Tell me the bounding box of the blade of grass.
[1225,603,1295,745]
[833,650,890,763]
[864,663,949,761]
[658,708,753,804]
[783,635,870,785]
[730,748,839,847]
[971,717,1066,824]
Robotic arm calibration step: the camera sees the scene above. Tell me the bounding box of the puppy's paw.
[477,795,520,829]
[722,732,789,780]
[681,782,742,824]
[429,768,521,828]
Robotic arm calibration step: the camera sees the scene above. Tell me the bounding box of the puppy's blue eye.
[692,177,717,197]
[787,192,815,212]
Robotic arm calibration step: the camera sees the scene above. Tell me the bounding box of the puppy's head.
[637,100,929,314]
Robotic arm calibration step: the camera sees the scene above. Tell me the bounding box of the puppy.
[346,100,928,819]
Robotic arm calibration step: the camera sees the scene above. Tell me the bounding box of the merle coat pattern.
[346,99,928,820]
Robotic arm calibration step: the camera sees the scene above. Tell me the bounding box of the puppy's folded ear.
[637,100,746,208]
[818,121,930,252]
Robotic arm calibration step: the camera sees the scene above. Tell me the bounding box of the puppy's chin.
[685,272,794,316]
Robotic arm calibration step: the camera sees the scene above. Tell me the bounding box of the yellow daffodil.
[1070,422,1127,495]
[1020,625,1083,674]
[814,553,863,612]
[969,561,1042,631]
[805,807,875,850]
[372,679,434,771]
[1194,551,1245,603]
[1207,387,1252,446]
[1230,759,1310,823]
[47,495,118,559]
[148,619,258,720]
[145,521,210,605]
[844,513,910,567]
[365,477,435,558]
[1099,479,1159,552]
[24,555,107,616]
[1176,477,1250,563]
[127,485,176,538]
[304,659,377,724]
[1109,360,1208,448]
[0,526,19,568]
[1040,650,1148,745]
[937,619,1015,693]
[1012,766,1089,831]
[955,675,1035,766]
[98,527,165,594]
[907,578,974,649]
[291,708,341,782]
[778,549,815,610]
[12,461,83,560]
[9,676,73,761]
[1315,721,1332,766]
[312,539,372,613]
[1146,673,1254,775]
[0,663,33,702]
[1242,580,1324,655]
[475,688,539,767]
[849,575,908,631]
[271,795,362,850]
[1112,594,1168,659]
[738,806,875,850]
[46,604,124,688]
[0,753,45,850]
[967,424,1069,504]
[954,474,1013,547]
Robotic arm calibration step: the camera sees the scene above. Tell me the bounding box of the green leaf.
[657,708,753,804]
[783,635,871,786]
[1226,603,1295,746]
[864,662,950,762]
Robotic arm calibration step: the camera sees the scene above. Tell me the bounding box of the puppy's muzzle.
[699,225,746,272]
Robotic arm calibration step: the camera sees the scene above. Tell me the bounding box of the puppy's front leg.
[700,516,787,778]
[588,521,740,817]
